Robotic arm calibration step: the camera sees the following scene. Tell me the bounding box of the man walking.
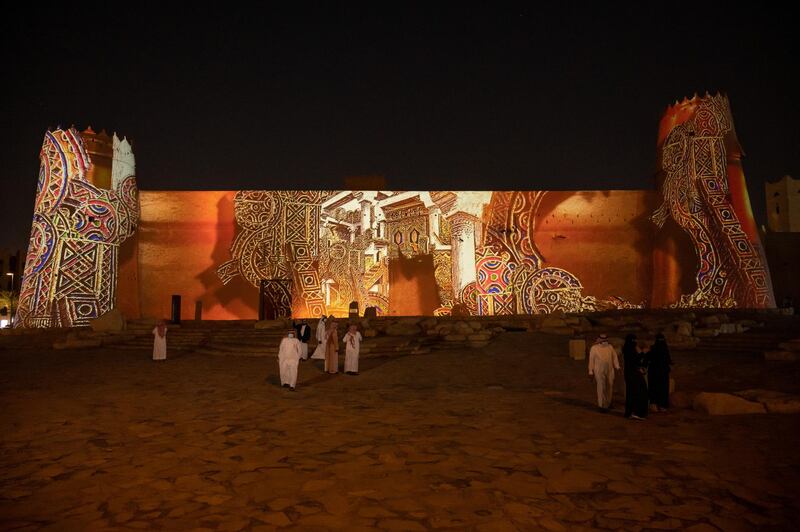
[588,334,620,411]
[278,330,302,391]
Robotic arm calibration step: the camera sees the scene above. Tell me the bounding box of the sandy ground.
[1,332,799,531]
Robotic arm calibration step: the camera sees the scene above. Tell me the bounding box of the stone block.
[763,350,799,361]
[420,318,437,330]
[444,334,467,342]
[693,392,766,415]
[718,323,737,334]
[663,332,699,349]
[386,323,422,336]
[541,316,567,328]
[90,308,126,332]
[468,333,491,342]
[734,389,800,414]
[568,338,586,360]
[255,320,285,330]
[777,339,800,351]
[674,321,693,336]
[363,328,378,338]
[693,328,719,338]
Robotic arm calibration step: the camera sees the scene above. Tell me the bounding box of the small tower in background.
[766,175,800,232]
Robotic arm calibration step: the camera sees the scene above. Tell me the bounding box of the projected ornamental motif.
[16,128,139,327]
[652,93,774,308]
[217,190,642,317]
[16,94,775,327]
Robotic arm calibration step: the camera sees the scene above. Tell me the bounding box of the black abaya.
[623,343,649,418]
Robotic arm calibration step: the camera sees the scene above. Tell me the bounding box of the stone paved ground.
[1,332,799,531]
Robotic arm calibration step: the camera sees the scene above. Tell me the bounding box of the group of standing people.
[278,316,362,390]
[588,333,672,420]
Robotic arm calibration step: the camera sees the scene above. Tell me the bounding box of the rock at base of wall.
[778,339,800,352]
[568,338,586,360]
[541,316,568,329]
[693,392,766,415]
[693,328,720,338]
[385,323,422,336]
[674,321,693,336]
[255,320,288,330]
[663,332,699,349]
[540,326,575,336]
[763,350,799,361]
[91,308,126,332]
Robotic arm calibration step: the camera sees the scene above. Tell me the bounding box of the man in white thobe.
[588,334,620,411]
[278,331,302,390]
[342,324,363,375]
[310,316,327,360]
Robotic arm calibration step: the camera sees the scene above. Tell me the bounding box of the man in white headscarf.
[343,323,362,375]
[310,315,327,360]
[278,330,302,390]
[588,333,620,411]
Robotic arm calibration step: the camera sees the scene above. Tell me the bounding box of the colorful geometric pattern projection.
[17,94,774,327]
[217,95,774,317]
[16,128,139,327]
[218,189,646,318]
[652,93,774,308]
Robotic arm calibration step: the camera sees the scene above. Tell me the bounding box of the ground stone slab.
[692,392,767,415]
[734,389,800,414]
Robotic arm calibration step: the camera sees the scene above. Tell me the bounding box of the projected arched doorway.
[259,279,292,320]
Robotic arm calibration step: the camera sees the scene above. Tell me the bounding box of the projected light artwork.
[216,190,645,318]
[16,94,774,326]
[652,94,774,308]
[16,128,139,327]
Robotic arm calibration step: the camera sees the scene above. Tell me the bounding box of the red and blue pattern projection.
[16,128,139,327]
[17,94,775,326]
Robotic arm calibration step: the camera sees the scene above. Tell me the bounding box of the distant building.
[765,175,800,232]
[764,175,800,308]
[0,249,23,292]
[0,249,22,327]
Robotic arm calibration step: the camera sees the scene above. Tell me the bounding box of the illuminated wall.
[16,128,139,327]
[651,93,774,308]
[210,189,654,318]
[18,94,776,326]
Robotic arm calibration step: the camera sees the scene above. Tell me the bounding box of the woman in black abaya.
[623,334,649,419]
[647,333,672,411]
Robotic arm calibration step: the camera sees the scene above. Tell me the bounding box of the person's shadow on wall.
[196,194,259,318]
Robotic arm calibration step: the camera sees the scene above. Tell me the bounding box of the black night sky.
[2,5,797,251]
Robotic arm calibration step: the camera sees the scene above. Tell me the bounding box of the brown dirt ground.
[1,331,799,531]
